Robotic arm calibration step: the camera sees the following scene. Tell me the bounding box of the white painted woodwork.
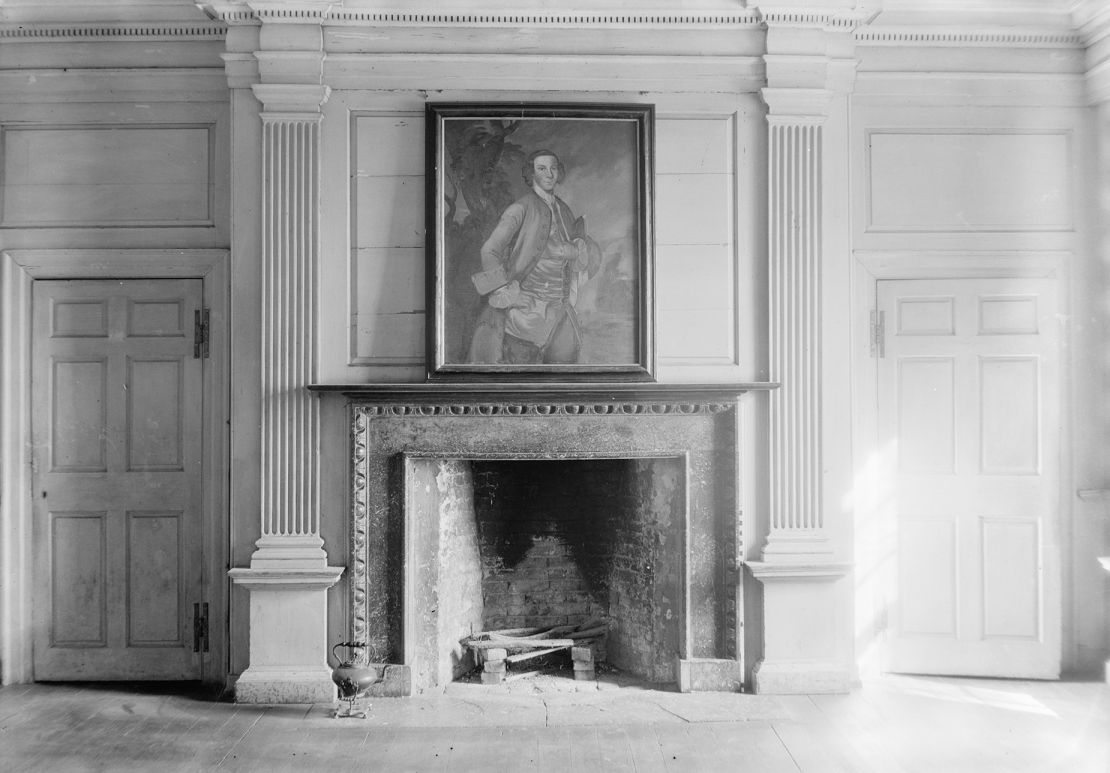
[878,277,1061,678]
[1,126,212,227]
[258,113,323,551]
[866,131,1071,232]
[31,278,204,680]
[766,119,824,545]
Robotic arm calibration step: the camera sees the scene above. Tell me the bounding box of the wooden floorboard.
[0,676,1106,772]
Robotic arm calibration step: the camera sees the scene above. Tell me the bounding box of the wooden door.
[878,277,1061,678]
[32,279,206,680]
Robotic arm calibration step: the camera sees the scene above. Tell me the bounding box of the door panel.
[879,277,1061,678]
[32,279,205,680]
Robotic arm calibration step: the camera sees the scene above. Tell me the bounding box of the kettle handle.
[332,640,368,660]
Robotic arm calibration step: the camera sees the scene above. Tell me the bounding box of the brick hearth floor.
[1,672,1107,771]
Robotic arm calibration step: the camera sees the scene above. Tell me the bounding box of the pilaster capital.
[761,87,830,122]
[252,83,330,114]
[755,5,867,99]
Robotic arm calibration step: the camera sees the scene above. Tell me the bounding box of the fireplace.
[408,456,685,687]
[336,383,756,695]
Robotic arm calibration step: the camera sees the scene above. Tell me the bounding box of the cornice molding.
[855,26,1082,48]
[1072,0,1110,46]
[0,21,226,41]
[757,9,873,30]
[201,3,762,28]
[329,10,761,27]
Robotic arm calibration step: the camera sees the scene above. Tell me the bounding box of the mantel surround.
[312,381,774,694]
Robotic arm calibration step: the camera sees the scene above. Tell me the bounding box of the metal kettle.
[331,641,378,717]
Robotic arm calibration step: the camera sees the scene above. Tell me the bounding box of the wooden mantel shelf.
[307,382,777,403]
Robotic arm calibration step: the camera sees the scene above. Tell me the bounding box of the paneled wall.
[317,91,767,384]
[849,63,1100,674]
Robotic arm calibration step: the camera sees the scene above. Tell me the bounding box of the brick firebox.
[322,383,769,695]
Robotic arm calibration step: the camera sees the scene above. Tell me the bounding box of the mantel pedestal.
[229,566,344,703]
[746,560,852,694]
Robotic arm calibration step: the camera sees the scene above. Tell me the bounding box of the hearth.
[327,383,762,695]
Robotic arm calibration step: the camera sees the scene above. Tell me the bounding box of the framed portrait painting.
[425,102,655,381]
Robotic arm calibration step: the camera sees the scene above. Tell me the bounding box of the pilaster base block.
[746,558,851,695]
[233,666,336,704]
[229,565,344,704]
[752,660,853,695]
[676,658,742,692]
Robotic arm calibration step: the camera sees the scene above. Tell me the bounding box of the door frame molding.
[1,249,230,685]
[850,250,1072,677]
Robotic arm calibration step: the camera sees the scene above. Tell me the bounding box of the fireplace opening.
[424,456,685,689]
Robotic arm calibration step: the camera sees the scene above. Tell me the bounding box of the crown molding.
[1074,2,1110,47]
[855,25,1082,48]
[0,21,226,41]
[756,9,874,31]
[327,9,762,27]
[200,5,764,28]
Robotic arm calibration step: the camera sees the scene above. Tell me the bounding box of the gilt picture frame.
[425,102,655,381]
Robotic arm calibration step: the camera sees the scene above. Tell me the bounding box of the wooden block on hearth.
[573,667,596,681]
[481,671,504,685]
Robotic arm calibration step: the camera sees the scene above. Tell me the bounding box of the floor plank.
[0,676,1105,772]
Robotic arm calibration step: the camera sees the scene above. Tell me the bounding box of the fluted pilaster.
[247,82,330,568]
[764,115,830,559]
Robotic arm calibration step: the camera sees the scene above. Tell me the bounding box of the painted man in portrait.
[467,149,601,364]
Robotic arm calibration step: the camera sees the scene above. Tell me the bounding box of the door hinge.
[194,308,210,359]
[193,602,210,653]
[870,309,886,359]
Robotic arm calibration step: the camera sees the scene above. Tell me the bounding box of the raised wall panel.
[353,113,423,177]
[867,131,1070,232]
[352,247,424,364]
[655,172,731,247]
[654,116,736,367]
[52,300,107,338]
[51,358,107,472]
[354,175,424,250]
[897,357,955,474]
[127,300,186,338]
[981,517,1040,639]
[980,356,1040,475]
[1,126,212,227]
[51,512,107,646]
[350,112,426,365]
[127,512,183,646]
[656,244,734,362]
[127,358,183,472]
[656,115,731,174]
[979,296,1038,335]
[897,297,954,336]
[898,518,956,637]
